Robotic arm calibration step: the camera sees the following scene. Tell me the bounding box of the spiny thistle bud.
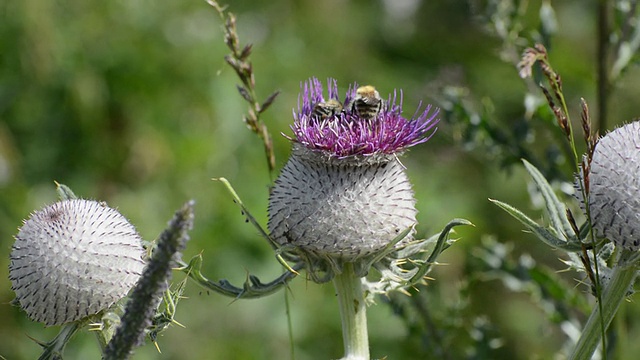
[9,199,146,326]
[268,78,439,277]
[578,121,640,250]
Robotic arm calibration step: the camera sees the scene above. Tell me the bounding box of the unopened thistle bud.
[268,78,439,276]
[9,199,146,326]
[578,121,640,250]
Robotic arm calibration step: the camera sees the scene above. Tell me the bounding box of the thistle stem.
[332,262,370,360]
[38,321,82,360]
[570,251,638,360]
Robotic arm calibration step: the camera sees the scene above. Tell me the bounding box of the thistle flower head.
[578,121,640,250]
[9,199,146,326]
[269,78,440,280]
[290,77,439,158]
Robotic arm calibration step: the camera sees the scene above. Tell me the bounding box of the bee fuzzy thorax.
[348,85,384,120]
[356,85,380,99]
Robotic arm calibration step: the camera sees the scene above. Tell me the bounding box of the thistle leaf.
[522,159,574,239]
[214,178,277,249]
[178,254,299,299]
[54,182,77,201]
[427,218,473,263]
[410,218,472,285]
[490,199,582,252]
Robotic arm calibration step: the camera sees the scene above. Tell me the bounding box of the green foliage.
[3,0,640,359]
[490,159,584,252]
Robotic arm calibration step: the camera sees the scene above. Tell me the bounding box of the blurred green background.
[2,0,640,359]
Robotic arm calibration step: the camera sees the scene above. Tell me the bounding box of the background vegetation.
[2,0,640,359]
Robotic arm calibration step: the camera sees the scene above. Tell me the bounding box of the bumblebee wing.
[362,97,379,105]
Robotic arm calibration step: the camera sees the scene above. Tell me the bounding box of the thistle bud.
[269,144,418,260]
[578,121,640,250]
[9,199,145,326]
[268,78,439,277]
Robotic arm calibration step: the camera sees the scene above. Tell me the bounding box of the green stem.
[285,286,295,360]
[596,0,610,132]
[570,253,638,360]
[38,322,82,360]
[332,262,370,360]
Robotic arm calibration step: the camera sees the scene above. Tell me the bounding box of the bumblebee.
[311,99,343,120]
[348,85,384,120]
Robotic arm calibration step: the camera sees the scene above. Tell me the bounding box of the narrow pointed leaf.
[490,198,583,251]
[427,218,473,263]
[214,178,278,249]
[178,254,299,299]
[522,159,574,239]
[409,218,471,284]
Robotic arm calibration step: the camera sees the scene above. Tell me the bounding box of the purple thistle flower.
[269,78,440,279]
[290,78,439,158]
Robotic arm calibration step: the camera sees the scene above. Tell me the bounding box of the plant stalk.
[38,321,82,360]
[570,252,638,360]
[332,262,370,360]
[596,0,610,132]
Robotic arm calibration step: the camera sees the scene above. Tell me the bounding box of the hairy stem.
[38,322,82,360]
[332,262,369,360]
